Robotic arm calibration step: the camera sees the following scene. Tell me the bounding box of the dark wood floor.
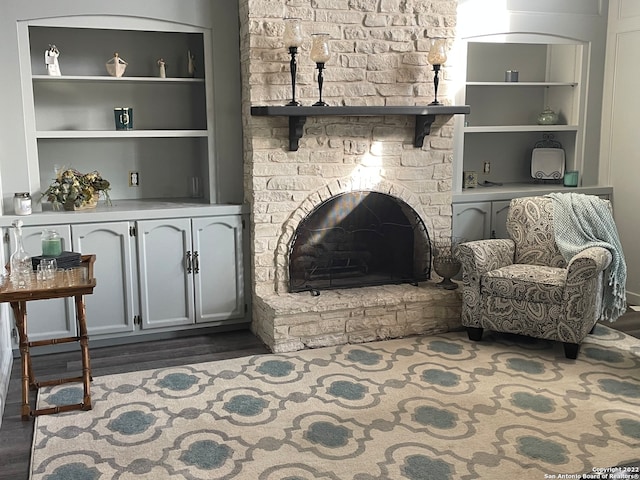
[1,312,639,480]
[612,307,640,338]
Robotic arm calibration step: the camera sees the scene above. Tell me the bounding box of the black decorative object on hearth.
[431,235,464,290]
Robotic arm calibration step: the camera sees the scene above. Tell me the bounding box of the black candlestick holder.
[430,64,442,105]
[286,46,301,106]
[313,62,328,106]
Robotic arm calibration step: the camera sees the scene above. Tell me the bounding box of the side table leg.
[74,295,92,411]
[11,301,32,420]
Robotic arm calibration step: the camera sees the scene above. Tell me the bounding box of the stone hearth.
[254,285,461,353]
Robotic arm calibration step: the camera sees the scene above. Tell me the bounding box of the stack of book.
[32,251,81,270]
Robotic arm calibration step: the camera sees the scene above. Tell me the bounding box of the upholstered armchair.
[456,196,613,359]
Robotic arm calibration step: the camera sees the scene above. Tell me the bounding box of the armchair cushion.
[482,264,566,304]
[507,197,566,267]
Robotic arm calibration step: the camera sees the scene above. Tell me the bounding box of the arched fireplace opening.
[288,191,431,293]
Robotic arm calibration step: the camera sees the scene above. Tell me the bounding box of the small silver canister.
[505,70,519,82]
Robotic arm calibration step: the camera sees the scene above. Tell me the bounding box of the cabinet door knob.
[186,251,192,274]
[193,251,200,274]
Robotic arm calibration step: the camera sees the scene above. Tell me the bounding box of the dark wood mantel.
[250,105,471,151]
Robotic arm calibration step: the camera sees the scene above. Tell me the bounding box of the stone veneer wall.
[238,0,462,352]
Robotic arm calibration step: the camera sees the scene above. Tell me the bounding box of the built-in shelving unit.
[20,20,215,203]
[251,105,470,151]
[451,32,611,241]
[453,39,588,195]
[1,3,249,394]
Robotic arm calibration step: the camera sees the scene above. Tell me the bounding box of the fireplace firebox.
[288,191,431,293]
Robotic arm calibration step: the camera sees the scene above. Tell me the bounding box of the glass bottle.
[10,220,32,289]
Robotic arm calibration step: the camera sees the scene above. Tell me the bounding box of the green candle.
[42,238,62,257]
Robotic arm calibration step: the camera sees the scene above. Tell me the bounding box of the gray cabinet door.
[192,216,244,324]
[490,200,511,239]
[137,219,194,329]
[8,225,74,343]
[72,222,136,336]
[452,202,492,241]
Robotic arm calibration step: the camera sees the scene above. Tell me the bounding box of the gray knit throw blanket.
[547,192,627,322]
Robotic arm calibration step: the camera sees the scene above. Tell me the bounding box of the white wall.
[601,0,640,305]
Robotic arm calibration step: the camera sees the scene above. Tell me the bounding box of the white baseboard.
[627,291,640,309]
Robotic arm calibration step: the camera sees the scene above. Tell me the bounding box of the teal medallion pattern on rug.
[31,325,640,479]
[107,410,156,435]
[158,372,199,391]
[179,439,232,469]
[47,387,84,406]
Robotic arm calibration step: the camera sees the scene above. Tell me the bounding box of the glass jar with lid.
[537,107,559,125]
[13,192,32,215]
[41,229,63,257]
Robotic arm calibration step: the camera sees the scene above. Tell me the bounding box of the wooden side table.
[0,255,96,420]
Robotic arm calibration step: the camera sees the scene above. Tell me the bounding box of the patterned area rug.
[31,326,640,480]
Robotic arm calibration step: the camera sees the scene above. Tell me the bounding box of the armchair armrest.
[563,246,612,336]
[456,239,516,277]
[455,239,515,327]
[566,246,612,285]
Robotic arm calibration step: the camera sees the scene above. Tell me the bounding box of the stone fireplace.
[238,0,462,353]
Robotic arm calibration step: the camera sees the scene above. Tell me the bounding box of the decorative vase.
[537,106,559,125]
[432,256,462,289]
[431,236,464,290]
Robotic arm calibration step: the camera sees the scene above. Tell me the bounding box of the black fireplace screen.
[288,191,431,293]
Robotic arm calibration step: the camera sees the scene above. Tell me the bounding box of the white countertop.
[452,183,614,203]
[0,199,248,227]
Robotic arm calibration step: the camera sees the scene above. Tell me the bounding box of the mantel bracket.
[414,114,436,148]
[289,114,436,150]
[289,116,306,151]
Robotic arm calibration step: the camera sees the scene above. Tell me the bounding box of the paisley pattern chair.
[456,196,612,359]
